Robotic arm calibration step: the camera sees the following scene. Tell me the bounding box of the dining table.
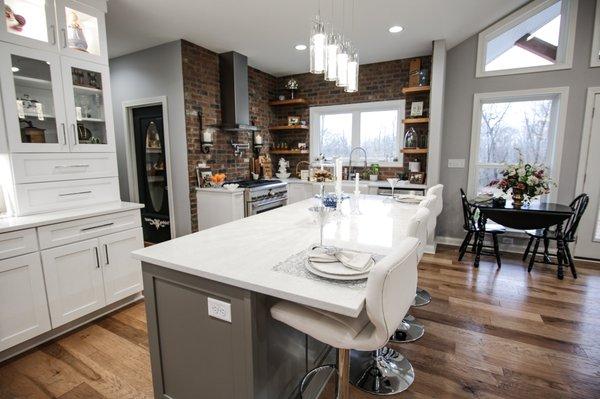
[470,200,574,279]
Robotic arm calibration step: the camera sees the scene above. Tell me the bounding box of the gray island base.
[143,262,334,399]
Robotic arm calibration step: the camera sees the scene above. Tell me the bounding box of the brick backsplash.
[181,38,430,231]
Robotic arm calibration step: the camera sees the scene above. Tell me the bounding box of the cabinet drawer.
[38,210,141,250]
[11,153,118,184]
[14,177,120,216]
[0,229,39,260]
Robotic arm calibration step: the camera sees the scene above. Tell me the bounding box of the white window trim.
[591,0,600,67]
[467,86,570,202]
[476,0,578,78]
[309,100,405,167]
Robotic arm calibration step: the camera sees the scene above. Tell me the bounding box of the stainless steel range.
[229,180,288,216]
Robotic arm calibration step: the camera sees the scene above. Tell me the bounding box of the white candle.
[354,172,360,195]
[255,134,263,145]
[335,158,343,197]
[203,130,212,143]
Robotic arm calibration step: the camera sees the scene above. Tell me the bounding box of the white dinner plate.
[394,194,425,204]
[305,258,373,281]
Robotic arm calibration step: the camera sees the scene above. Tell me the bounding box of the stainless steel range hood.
[217,51,257,132]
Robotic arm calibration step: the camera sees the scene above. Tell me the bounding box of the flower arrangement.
[490,157,553,207]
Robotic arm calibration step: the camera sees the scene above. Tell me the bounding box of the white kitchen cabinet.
[287,182,313,204]
[55,0,108,64]
[0,228,38,260]
[0,0,58,52]
[0,42,68,152]
[196,189,244,230]
[99,228,143,305]
[41,237,105,327]
[0,252,51,351]
[61,57,114,151]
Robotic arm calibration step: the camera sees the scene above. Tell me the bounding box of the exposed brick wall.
[181,40,276,231]
[271,56,431,178]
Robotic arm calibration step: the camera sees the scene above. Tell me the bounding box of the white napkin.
[308,249,374,271]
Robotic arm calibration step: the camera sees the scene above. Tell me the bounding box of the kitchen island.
[132,195,420,399]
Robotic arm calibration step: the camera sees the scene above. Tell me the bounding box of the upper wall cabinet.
[0,42,68,152]
[55,0,107,64]
[0,0,58,52]
[476,0,579,77]
[0,0,108,64]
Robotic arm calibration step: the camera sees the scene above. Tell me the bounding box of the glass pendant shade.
[310,16,326,74]
[345,51,359,93]
[325,33,339,81]
[336,41,349,87]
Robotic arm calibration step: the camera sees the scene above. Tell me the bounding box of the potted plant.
[369,163,380,181]
[490,156,553,208]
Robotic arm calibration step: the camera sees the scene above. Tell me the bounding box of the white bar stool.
[270,238,420,398]
[390,207,429,344]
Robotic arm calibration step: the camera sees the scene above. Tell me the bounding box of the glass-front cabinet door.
[0,42,67,152]
[62,57,114,152]
[0,0,58,51]
[55,0,107,64]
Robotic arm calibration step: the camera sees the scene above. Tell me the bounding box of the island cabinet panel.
[142,263,328,399]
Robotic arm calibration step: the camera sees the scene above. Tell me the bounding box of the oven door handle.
[252,196,288,210]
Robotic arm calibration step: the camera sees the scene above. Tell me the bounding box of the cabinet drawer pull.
[94,247,100,268]
[59,190,92,197]
[72,124,77,144]
[61,28,67,48]
[61,123,67,145]
[104,244,109,265]
[50,25,56,45]
[81,222,114,232]
[54,164,90,169]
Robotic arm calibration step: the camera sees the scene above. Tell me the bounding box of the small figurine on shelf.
[67,10,88,52]
[5,6,25,32]
[285,78,299,99]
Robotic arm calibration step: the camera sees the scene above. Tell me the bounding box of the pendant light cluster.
[310,0,358,93]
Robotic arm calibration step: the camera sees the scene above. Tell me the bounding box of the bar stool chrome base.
[350,347,415,395]
[389,315,425,343]
[413,288,431,307]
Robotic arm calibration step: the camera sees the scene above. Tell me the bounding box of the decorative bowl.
[276,172,291,179]
[223,183,240,191]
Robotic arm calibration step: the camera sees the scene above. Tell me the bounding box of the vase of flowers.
[490,158,553,208]
[285,78,299,99]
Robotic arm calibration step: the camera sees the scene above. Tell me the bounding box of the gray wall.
[110,41,191,237]
[439,0,600,241]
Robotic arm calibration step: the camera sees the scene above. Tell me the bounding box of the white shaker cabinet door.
[0,252,51,351]
[41,238,105,328]
[99,228,143,305]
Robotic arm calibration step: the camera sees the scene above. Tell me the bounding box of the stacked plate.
[305,249,374,281]
[394,194,425,204]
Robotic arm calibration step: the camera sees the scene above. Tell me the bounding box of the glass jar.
[404,127,417,148]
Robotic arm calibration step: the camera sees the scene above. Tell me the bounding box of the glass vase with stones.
[404,127,418,149]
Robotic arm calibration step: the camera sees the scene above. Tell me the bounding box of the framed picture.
[196,167,212,187]
[410,101,424,117]
[287,115,301,126]
[409,172,426,184]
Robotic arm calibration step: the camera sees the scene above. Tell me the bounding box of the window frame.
[309,100,406,166]
[591,0,600,67]
[475,0,578,78]
[467,87,570,201]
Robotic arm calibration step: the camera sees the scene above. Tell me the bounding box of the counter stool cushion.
[426,184,444,218]
[407,207,430,262]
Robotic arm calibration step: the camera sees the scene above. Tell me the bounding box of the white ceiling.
[106,0,529,77]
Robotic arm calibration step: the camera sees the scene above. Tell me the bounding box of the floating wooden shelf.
[403,117,429,124]
[402,86,430,94]
[270,150,309,155]
[269,125,309,131]
[401,148,428,155]
[269,98,309,106]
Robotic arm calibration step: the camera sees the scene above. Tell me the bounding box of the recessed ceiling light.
[11,67,19,72]
[388,25,404,33]
[295,44,307,51]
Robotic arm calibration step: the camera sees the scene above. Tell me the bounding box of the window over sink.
[309,100,405,165]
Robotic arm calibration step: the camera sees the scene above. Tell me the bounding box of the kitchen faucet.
[348,146,368,180]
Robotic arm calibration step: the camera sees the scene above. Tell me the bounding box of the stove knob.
[268,190,274,197]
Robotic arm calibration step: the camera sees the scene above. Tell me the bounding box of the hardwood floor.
[1,245,599,398]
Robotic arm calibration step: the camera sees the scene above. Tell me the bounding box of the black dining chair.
[458,189,506,267]
[522,194,589,278]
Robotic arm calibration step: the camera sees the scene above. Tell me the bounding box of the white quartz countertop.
[0,202,144,234]
[132,195,419,317]
[285,178,427,190]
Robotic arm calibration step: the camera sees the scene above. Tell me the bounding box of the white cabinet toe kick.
[0,205,143,359]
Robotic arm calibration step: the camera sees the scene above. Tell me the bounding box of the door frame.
[122,96,176,239]
[574,86,600,259]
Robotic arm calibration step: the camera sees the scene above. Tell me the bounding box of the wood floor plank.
[0,245,598,398]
